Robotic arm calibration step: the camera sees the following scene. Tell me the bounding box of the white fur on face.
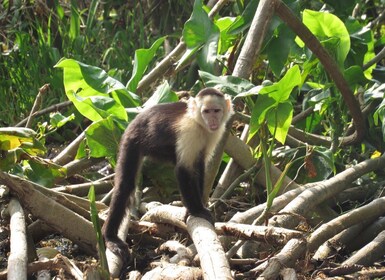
[176,94,233,168]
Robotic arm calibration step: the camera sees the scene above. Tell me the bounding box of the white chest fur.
[175,116,225,169]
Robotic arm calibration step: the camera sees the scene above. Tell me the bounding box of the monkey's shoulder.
[144,102,187,116]
[128,102,187,129]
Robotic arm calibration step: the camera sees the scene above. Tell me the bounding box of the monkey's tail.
[103,141,141,239]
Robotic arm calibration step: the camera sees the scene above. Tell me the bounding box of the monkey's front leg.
[175,165,214,224]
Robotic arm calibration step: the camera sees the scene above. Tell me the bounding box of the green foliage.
[55,58,140,122]
[198,70,255,96]
[266,23,297,77]
[366,83,385,142]
[179,0,220,74]
[227,0,259,35]
[0,128,42,152]
[0,127,65,186]
[49,112,76,129]
[276,146,335,184]
[297,9,351,67]
[0,1,191,125]
[127,37,166,93]
[56,49,179,164]
[249,65,300,144]
[85,117,123,166]
[143,81,178,108]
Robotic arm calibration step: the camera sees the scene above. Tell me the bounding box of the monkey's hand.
[105,237,130,265]
[188,207,215,225]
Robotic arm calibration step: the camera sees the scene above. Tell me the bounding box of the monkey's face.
[199,96,226,132]
[187,89,233,133]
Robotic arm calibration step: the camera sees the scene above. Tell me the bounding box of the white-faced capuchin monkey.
[102,88,234,263]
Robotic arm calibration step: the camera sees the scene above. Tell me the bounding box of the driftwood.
[0,172,97,255]
[343,230,385,266]
[187,216,232,280]
[215,223,303,245]
[7,198,28,280]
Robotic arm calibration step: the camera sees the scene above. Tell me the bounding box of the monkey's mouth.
[209,123,219,131]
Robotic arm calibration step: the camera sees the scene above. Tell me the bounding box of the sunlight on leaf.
[296,10,350,67]
[55,58,140,122]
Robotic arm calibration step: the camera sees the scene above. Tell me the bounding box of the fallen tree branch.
[0,172,97,255]
[52,131,86,166]
[141,264,202,280]
[141,204,187,231]
[216,223,303,245]
[271,155,385,229]
[308,196,385,252]
[343,229,385,266]
[187,216,232,280]
[252,238,307,280]
[7,198,28,280]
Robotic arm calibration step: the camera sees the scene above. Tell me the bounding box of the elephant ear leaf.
[55,58,139,122]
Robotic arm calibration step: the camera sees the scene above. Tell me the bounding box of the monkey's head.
[188,88,234,132]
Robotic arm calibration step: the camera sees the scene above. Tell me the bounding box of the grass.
[0,0,193,126]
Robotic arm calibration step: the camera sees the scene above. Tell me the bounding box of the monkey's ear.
[225,95,234,115]
[187,97,197,117]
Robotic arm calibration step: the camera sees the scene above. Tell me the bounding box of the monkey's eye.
[214,109,221,113]
[203,109,210,114]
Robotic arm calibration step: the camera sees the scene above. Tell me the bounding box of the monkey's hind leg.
[175,164,214,224]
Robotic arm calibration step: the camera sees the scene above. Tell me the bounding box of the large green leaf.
[297,10,350,67]
[0,127,37,150]
[143,81,178,108]
[126,37,166,93]
[198,70,255,96]
[344,65,368,88]
[259,65,301,102]
[215,17,237,54]
[266,24,296,77]
[266,101,293,144]
[85,116,123,165]
[249,66,300,142]
[181,0,220,73]
[55,58,139,122]
[227,0,258,35]
[250,95,277,138]
[346,18,375,79]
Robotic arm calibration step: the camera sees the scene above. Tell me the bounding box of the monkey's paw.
[105,238,130,266]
